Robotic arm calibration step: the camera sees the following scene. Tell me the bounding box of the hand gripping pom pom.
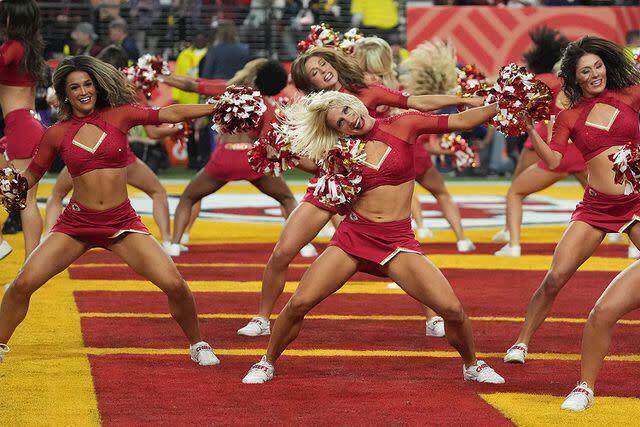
[439,133,479,171]
[339,28,363,55]
[122,66,158,99]
[457,64,489,98]
[209,86,267,135]
[137,54,170,76]
[248,123,300,176]
[308,138,367,207]
[297,23,341,54]
[609,144,640,195]
[0,167,28,212]
[174,121,192,148]
[484,63,552,136]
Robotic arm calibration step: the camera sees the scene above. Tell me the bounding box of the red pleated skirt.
[571,186,640,233]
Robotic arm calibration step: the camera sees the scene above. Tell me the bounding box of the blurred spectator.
[172,31,209,105]
[91,0,123,41]
[129,0,161,52]
[69,22,103,56]
[351,0,399,43]
[109,18,140,62]
[200,21,250,80]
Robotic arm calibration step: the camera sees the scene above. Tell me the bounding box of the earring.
[64,97,68,102]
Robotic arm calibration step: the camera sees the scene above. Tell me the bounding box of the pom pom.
[339,28,363,55]
[174,121,192,147]
[457,64,489,97]
[0,167,28,212]
[439,133,479,171]
[308,137,367,207]
[484,63,552,136]
[248,122,299,176]
[609,144,640,195]
[209,85,267,135]
[122,66,158,99]
[297,23,341,54]
[137,54,170,76]
[632,47,640,71]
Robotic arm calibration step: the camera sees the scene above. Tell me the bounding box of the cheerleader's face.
[576,53,606,98]
[65,71,97,117]
[305,56,339,90]
[326,105,371,136]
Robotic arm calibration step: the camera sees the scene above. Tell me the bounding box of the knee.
[438,302,466,324]
[7,274,36,301]
[268,243,298,268]
[161,275,190,300]
[275,192,296,207]
[588,303,618,327]
[541,270,569,296]
[285,296,314,319]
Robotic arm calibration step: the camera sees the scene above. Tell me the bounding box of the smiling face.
[326,105,371,136]
[304,55,339,91]
[65,70,97,117]
[576,53,607,98]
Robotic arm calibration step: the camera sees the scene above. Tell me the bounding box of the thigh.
[416,167,447,195]
[591,260,640,319]
[250,175,295,202]
[509,164,565,197]
[109,233,181,289]
[276,202,334,251]
[50,167,74,198]
[550,221,605,273]
[182,169,227,202]
[126,158,163,195]
[386,253,461,313]
[514,148,539,177]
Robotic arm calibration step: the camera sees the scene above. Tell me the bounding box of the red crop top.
[28,104,163,180]
[549,86,640,162]
[196,78,228,97]
[360,112,449,193]
[341,83,409,118]
[0,39,35,87]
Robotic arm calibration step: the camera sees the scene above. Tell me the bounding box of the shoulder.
[42,120,68,140]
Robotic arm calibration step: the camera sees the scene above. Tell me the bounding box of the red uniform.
[303,84,411,213]
[0,39,45,160]
[549,86,640,233]
[330,112,450,276]
[414,134,434,177]
[27,104,164,247]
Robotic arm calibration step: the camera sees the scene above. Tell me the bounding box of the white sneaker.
[0,343,9,363]
[0,240,12,261]
[628,244,640,259]
[561,382,594,411]
[242,356,274,384]
[456,239,476,252]
[425,316,445,337]
[299,243,318,258]
[189,341,220,366]
[492,229,510,243]
[416,227,434,239]
[179,244,189,253]
[504,343,528,363]
[162,242,181,257]
[237,317,270,336]
[317,224,335,238]
[495,244,521,257]
[463,360,505,384]
[180,233,190,245]
[606,233,624,243]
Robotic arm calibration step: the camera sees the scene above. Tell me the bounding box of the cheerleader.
[501,38,640,411]
[242,91,504,384]
[237,47,481,337]
[165,59,304,257]
[0,56,219,365]
[0,0,48,260]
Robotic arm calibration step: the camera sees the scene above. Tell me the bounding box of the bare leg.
[387,253,476,366]
[13,158,42,260]
[110,233,202,344]
[0,233,87,343]
[44,167,73,234]
[265,246,358,363]
[411,193,424,230]
[513,221,604,346]
[250,175,297,219]
[512,147,539,179]
[171,170,226,245]
[330,215,344,228]
[185,201,202,237]
[127,159,171,242]
[416,167,465,241]
[506,165,565,247]
[257,202,333,319]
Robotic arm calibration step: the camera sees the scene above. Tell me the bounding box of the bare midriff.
[352,180,414,222]
[585,146,626,195]
[71,168,129,210]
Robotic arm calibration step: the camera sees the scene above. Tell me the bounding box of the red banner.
[407,5,640,76]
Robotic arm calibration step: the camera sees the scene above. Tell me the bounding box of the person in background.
[351,0,400,43]
[69,22,102,57]
[108,18,140,62]
[200,20,250,81]
[172,31,209,107]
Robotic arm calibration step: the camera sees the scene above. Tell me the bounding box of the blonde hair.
[400,39,458,95]
[228,58,268,86]
[284,91,368,162]
[353,37,398,89]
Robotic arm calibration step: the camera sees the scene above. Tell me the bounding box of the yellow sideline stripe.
[68,255,636,272]
[78,312,640,326]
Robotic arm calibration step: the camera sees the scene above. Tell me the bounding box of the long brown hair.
[291,47,367,94]
[53,55,139,120]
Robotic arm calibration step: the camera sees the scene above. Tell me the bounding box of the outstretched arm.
[159,74,198,92]
[144,123,182,139]
[446,103,498,131]
[408,95,484,113]
[157,104,216,123]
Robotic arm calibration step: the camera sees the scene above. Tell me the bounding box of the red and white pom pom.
[174,122,192,147]
[137,54,170,76]
[209,85,267,135]
[0,167,28,212]
[297,23,341,54]
[632,47,640,71]
[439,133,479,171]
[457,64,489,97]
[248,123,299,176]
[484,63,552,136]
[609,144,640,194]
[122,66,158,99]
[339,28,363,55]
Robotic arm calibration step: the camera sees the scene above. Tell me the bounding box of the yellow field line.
[79,312,640,325]
[79,347,640,362]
